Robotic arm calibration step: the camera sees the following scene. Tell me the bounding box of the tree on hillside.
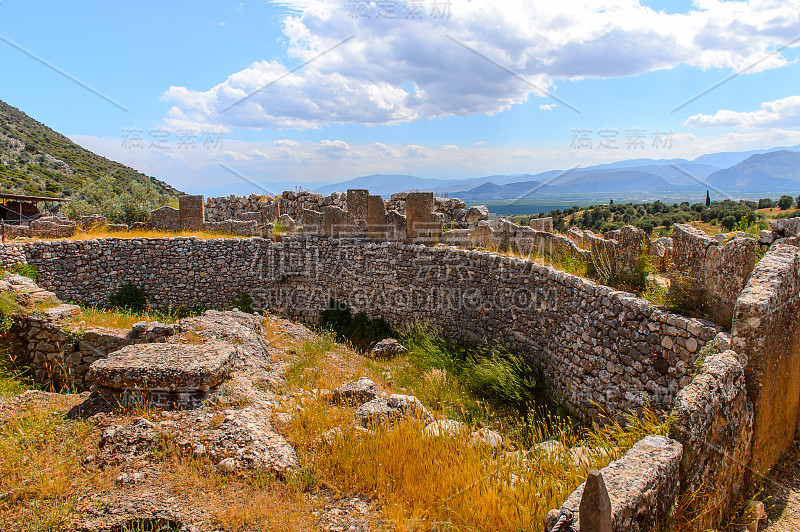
[778,195,793,210]
[705,190,711,207]
[758,198,774,209]
[796,195,800,208]
[721,215,736,230]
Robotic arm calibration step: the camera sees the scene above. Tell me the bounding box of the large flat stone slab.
[87,342,236,409]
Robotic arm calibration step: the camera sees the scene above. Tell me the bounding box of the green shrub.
[721,215,736,230]
[10,263,39,282]
[0,293,21,333]
[108,283,149,312]
[318,300,392,351]
[229,291,254,314]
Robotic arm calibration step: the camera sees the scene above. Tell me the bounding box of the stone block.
[367,195,388,240]
[324,205,351,237]
[406,191,439,242]
[385,210,406,241]
[87,341,236,409]
[235,211,263,223]
[79,214,107,232]
[151,206,180,232]
[300,209,325,235]
[554,435,682,532]
[178,195,205,231]
[530,217,554,232]
[107,224,128,232]
[732,244,800,478]
[346,189,369,223]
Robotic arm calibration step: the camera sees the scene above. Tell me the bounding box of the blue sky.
[1,0,799,194]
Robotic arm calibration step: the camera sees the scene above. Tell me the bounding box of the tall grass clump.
[0,400,105,531]
[0,292,21,333]
[396,323,546,422]
[10,263,40,282]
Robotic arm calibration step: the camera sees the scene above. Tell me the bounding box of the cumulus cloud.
[684,95,800,129]
[540,104,557,111]
[443,144,460,151]
[162,0,800,131]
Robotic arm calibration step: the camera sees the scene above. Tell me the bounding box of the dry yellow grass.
[37,228,258,242]
[277,332,671,532]
[0,395,117,532]
[158,438,318,532]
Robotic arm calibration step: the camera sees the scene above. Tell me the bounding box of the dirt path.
[761,440,800,531]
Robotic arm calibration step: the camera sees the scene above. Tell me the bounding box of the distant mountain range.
[307,146,800,201]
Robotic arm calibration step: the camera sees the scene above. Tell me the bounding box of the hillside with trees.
[0,100,181,223]
[515,194,800,236]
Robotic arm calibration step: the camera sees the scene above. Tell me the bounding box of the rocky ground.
[0,310,391,532]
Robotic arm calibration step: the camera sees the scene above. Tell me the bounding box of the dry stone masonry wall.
[5,236,718,419]
[672,223,758,328]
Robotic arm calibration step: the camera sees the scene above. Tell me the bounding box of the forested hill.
[0,100,181,222]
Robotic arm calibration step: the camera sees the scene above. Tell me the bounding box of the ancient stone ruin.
[2,194,799,531]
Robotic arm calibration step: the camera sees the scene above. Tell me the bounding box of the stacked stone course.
[7,236,718,420]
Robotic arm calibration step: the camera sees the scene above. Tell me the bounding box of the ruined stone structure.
[732,244,800,478]
[7,236,717,420]
[3,218,800,530]
[672,223,758,328]
[150,205,180,232]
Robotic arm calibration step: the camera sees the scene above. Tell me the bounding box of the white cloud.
[540,104,557,111]
[684,95,800,129]
[443,144,460,151]
[473,141,486,146]
[162,0,800,131]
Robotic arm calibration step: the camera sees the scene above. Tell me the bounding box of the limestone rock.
[355,394,432,427]
[471,427,503,448]
[424,419,465,437]
[371,338,407,359]
[331,377,378,405]
[465,205,489,224]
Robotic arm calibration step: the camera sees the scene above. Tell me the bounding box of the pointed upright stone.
[579,469,612,532]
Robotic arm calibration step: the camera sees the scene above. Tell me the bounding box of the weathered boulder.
[355,394,433,427]
[371,338,407,359]
[471,427,503,448]
[424,419,465,437]
[465,205,489,224]
[331,377,378,405]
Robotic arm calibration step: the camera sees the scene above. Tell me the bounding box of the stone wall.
[6,236,718,419]
[204,190,476,229]
[0,242,26,268]
[672,224,758,328]
[668,350,753,529]
[731,244,800,477]
[550,435,683,532]
[441,219,590,261]
[15,312,178,390]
